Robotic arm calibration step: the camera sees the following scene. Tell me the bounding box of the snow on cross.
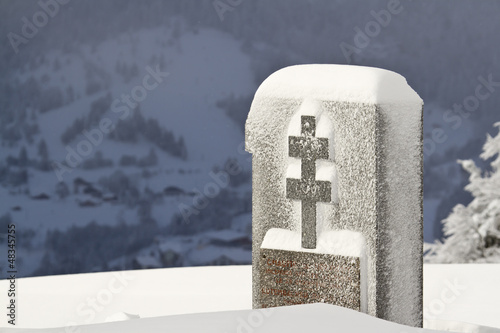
[286,115,331,249]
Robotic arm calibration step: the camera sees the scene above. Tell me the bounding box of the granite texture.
[258,248,360,310]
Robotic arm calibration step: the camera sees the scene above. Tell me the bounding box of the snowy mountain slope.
[0,25,255,276]
[8,26,253,170]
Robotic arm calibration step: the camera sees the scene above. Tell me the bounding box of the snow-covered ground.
[1,264,499,332]
[6,303,499,333]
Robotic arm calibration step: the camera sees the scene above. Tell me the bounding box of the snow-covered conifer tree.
[426,122,500,263]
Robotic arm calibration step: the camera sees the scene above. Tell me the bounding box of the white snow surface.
[254,64,423,105]
[104,312,140,323]
[5,303,495,333]
[1,265,500,332]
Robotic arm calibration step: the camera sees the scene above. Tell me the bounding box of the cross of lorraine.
[286,115,331,249]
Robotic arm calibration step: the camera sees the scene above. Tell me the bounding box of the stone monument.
[245,64,423,327]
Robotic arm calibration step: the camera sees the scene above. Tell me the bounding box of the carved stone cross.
[286,115,331,249]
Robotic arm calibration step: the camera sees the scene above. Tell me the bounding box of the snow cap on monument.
[257,64,419,101]
[246,64,423,327]
[247,64,421,153]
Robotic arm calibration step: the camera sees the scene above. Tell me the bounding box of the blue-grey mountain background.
[0,0,499,277]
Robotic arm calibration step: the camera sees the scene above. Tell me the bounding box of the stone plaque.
[259,248,360,310]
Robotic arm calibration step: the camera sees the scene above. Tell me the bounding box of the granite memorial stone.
[245,64,423,327]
